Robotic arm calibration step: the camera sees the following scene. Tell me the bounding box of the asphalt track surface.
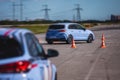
[37,24,120,80]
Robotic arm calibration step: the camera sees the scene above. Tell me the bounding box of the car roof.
[0,28,33,43]
[51,23,78,26]
[49,23,79,29]
[0,28,32,37]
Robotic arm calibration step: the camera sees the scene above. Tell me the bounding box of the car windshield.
[0,36,23,59]
[49,25,65,29]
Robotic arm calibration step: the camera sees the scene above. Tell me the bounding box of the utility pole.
[12,2,15,21]
[74,4,82,21]
[12,0,23,21]
[20,0,23,21]
[42,5,51,20]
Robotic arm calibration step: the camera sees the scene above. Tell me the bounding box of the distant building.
[111,15,120,21]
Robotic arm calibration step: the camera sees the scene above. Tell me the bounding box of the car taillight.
[0,61,37,73]
[59,29,65,32]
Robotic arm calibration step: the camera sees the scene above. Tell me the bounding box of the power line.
[12,0,23,21]
[74,4,82,21]
[42,5,51,20]
[50,9,73,20]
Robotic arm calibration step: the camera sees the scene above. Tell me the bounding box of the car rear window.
[0,36,23,59]
[49,25,65,29]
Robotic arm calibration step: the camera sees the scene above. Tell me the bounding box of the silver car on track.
[0,28,59,80]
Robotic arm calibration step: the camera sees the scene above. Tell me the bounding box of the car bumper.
[46,34,67,41]
[46,37,66,41]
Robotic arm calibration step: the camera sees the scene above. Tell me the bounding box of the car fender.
[63,33,69,40]
[51,64,57,80]
[86,30,95,40]
[45,60,57,80]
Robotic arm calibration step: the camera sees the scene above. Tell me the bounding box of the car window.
[68,24,77,29]
[32,34,45,56]
[0,36,23,59]
[25,33,45,57]
[76,24,85,30]
[49,25,65,29]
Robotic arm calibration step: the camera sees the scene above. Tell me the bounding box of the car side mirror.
[83,28,86,31]
[46,49,59,58]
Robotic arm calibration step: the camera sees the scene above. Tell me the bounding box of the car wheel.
[66,35,73,44]
[87,34,93,43]
[47,40,53,44]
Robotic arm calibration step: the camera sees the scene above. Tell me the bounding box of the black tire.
[66,35,73,44]
[47,40,53,44]
[87,34,93,43]
[55,72,57,80]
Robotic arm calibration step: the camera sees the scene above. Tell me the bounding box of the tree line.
[0,20,120,25]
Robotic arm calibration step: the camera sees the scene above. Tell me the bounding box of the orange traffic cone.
[102,34,105,41]
[71,38,76,48]
[101,34,106,48]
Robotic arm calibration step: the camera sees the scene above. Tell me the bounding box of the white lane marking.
[84,52,101,80]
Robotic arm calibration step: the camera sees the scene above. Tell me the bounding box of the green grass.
[13,23,97,34]
[16,24,49,34]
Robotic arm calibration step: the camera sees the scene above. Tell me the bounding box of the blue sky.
[0,0,120,21]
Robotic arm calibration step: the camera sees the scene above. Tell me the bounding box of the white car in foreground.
[0,28,59,80]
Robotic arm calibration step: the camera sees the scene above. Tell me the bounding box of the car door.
[68,24,78,40]
[25,33,52,80]
[76,24,88,40]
